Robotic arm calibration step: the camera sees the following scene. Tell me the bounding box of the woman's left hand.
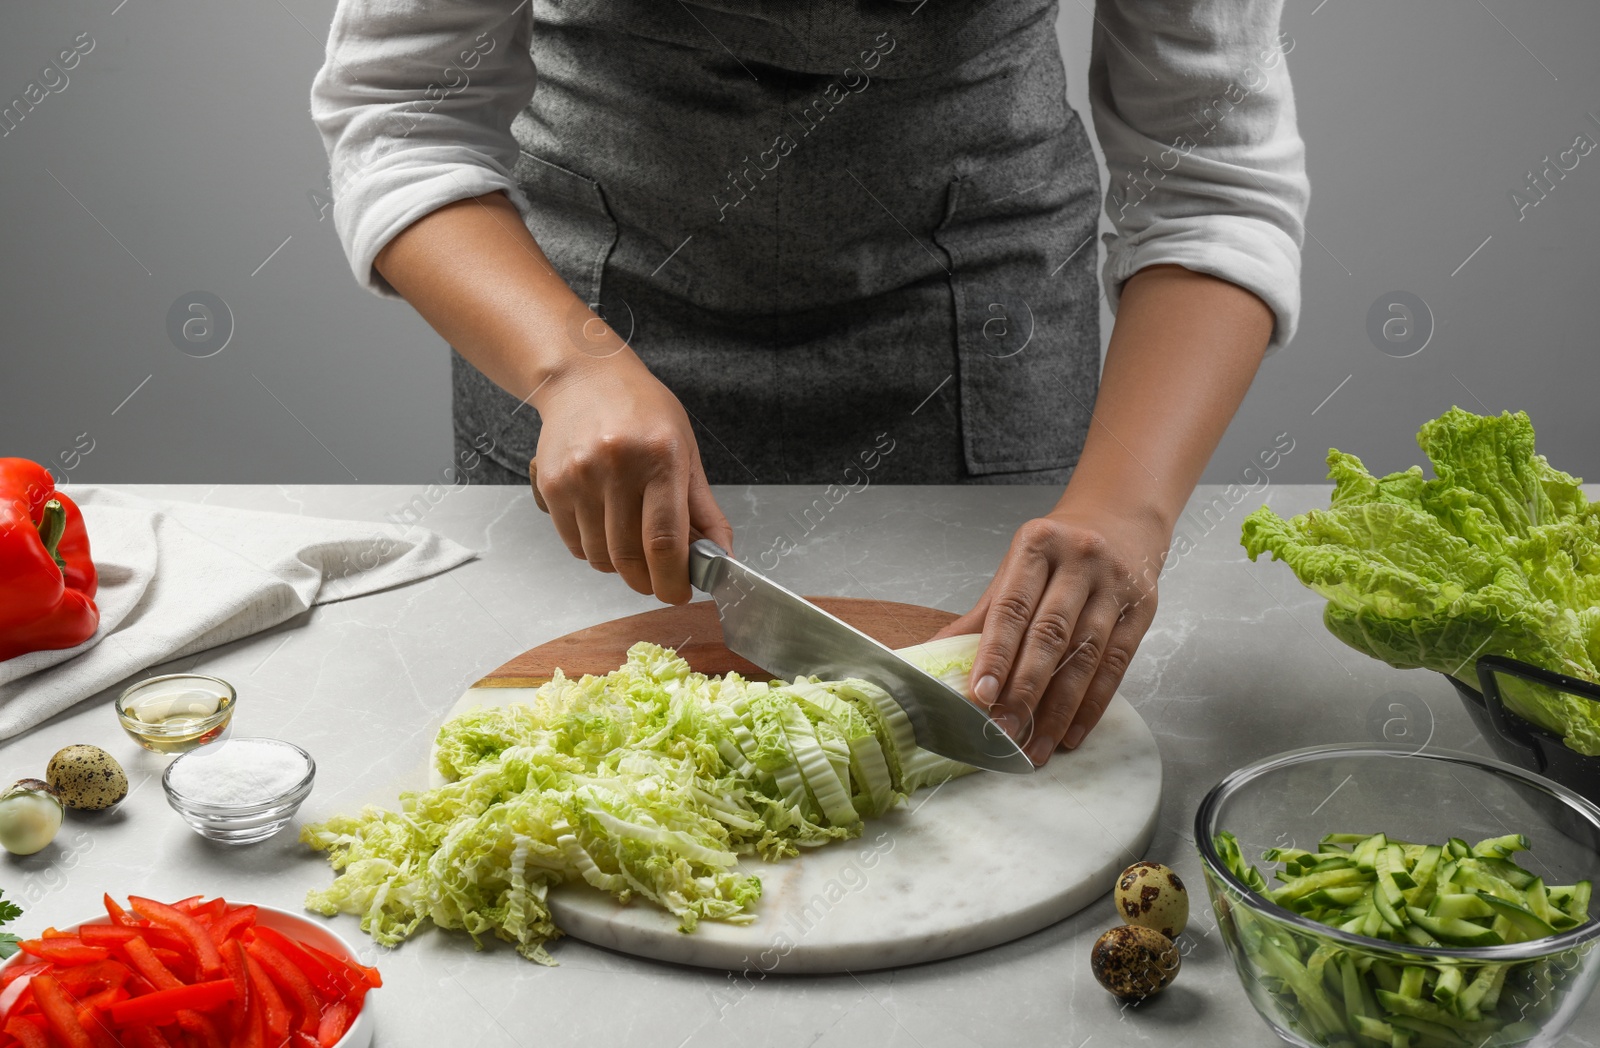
[930,498,1168,766]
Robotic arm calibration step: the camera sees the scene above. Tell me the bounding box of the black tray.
[1444,654,1600,805]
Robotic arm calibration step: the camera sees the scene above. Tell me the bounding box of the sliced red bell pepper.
[124,973,158,998]
[121,1026,175,1048]
[249,929,346,1002]
[153,948,196,983]
[209,907,257,945]
[241,940,318,1035]
[38,928,69,940]
[72,986,123,1013]
[315,1001,354,1048]
[219,940,250,1034]
[228,990,264,1048]
[21,940,110,965]
[129,898,223,976]
[56,959,129,995]
[175,1009,225,1048]
[2,1016,49,1048]
[290,1033,320,1048]
[106,980,235,1028]
[0,967,46,1026]
[73,984,127,1048]
[78,926,141,948]
[299,942,380,992]
[0,964,49,991]
[121,936,183,992]
[29,973,95,1048]
[241,954,290,1045]
[192,900,227,922]
[76,1007,122,1048]
[169,897,206,915]
[104,895,133,928]
[0,459,99,662]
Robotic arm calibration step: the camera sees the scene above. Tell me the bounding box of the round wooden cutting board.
[436,598,1162,973]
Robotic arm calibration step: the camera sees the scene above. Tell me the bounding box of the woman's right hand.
[530,345,734,606]
[370,191,733,606]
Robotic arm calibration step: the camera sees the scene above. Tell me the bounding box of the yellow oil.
[118,688,233,754]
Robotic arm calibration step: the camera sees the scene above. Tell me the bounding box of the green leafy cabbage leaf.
[303,639,978,962]
[1241,408,1600,755]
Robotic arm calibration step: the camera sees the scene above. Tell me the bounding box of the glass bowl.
[1195,745,1600,1048]
[116,673,236,754]
[162,738,315,844]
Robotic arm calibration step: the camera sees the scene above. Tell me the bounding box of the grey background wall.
[1,0,1596,487]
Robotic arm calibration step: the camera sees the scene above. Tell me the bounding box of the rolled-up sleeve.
[310,0,536,297]
[1088,1,1310,350]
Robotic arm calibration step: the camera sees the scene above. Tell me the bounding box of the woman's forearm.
[1055,263,1275,536]
[373,190,621,411]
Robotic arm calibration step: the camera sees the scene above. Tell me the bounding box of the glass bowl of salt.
[162,737,315,844]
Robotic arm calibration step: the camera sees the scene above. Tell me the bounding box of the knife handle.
[687,535,729,594]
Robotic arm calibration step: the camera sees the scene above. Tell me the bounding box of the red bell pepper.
[55,959,129,995]
[20,940,109,965]
[298,942,380,993]
[121,936,183,992]
[129,898,223,976]
[219,941,250,1034]
[120,1026,174,1048]
[315,1001,354,1048]
[104,895,133,928]
[175,1008,225,1048]
[250,929,345,1001]
[2,1016,49,1048]
[241,953,290,1045]
[78,926,140,948]
[209,907,257,945]
[28,973,94,1048]
[0,964,49,991]
[241,940,318,1035]
[107,980,235,1028]
[0,459,98,662]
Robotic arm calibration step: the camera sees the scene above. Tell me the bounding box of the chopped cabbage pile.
[301,636,981,963]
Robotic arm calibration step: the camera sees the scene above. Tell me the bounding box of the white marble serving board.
[432,687,1161,973]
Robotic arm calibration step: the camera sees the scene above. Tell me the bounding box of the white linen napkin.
[0,487,477,738]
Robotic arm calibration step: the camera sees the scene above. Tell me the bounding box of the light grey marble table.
[3,483,1595,1048]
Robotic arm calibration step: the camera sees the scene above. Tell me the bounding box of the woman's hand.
[932,499,1166,766]
[531,351,735,606]
[932,264,1275,766]
[370,191,735,605]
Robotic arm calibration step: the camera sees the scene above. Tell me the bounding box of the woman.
[311,0,1308,765]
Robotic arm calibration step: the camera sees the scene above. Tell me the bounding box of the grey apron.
[453,0,1101,486]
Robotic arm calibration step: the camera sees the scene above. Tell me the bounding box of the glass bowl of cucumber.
[1195,745,1600,1048]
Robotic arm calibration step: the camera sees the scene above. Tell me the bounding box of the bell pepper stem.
[36,500,67,573]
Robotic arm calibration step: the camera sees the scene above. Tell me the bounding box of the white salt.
[168,739,310,806]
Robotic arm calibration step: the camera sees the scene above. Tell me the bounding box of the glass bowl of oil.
[115,673,236,754]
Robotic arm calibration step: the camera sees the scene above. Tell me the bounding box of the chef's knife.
[687,538,1035,774]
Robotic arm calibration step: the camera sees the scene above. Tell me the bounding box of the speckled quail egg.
[46,744,128,811]
[1090,924,1180,1001]
[1114,860,1189,939]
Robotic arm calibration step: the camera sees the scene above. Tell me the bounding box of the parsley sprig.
[0,890,22,959]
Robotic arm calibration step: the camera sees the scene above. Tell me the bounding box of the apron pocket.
[512,150,620,311]
[931,128,1102,476]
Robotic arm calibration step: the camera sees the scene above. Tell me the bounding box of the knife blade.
[687,539,1034,774]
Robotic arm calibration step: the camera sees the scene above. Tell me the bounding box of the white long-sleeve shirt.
[310,0,1310,349]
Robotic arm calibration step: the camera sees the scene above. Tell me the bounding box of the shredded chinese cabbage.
[303,637,982,963]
